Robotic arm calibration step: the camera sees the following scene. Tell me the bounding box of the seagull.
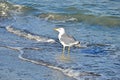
[54,27,80,57]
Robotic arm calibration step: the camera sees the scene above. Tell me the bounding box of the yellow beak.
[54,28,58,31]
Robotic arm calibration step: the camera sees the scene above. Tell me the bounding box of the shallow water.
[0,0,120,80]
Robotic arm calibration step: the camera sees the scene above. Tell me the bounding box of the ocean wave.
[1,41,118,80]
[6,46,101,80]
[38,13,120,26]
[0,1,36,17]
[6,26,55,43]
[17,46,112,80]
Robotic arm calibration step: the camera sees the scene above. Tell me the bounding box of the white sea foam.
[6,26,55,43]
[42,14,78,22]
[2,45,102,80]
[0,2,9,17]
[45,15,55,20]
[18,49,101,80]
[65,17,78,22]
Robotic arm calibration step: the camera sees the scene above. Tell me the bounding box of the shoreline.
[0,47,75,80]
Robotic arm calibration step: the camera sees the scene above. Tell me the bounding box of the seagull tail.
[74,41,81,48]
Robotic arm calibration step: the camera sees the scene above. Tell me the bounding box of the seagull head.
[54,27,65,34]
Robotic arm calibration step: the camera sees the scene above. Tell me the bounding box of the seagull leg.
[68,47,70,58]
[62,46,65,56]
[68,47,70,54]
[60,46,66,60]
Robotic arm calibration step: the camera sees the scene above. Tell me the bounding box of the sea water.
[0,0,120,80]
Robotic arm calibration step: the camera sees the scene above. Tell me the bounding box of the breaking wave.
[6,26,55,43]
[0,1,36,17]
[3,46,101,80]
[0,39,118,80]
[38,13,120,26]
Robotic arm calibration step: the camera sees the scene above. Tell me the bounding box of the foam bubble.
[6,26,55,43]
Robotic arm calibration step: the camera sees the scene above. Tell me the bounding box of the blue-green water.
[0,0,120,80]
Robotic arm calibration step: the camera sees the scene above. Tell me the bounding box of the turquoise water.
[0,0,120,80]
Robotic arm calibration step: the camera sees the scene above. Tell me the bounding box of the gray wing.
[60,33,76,44]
